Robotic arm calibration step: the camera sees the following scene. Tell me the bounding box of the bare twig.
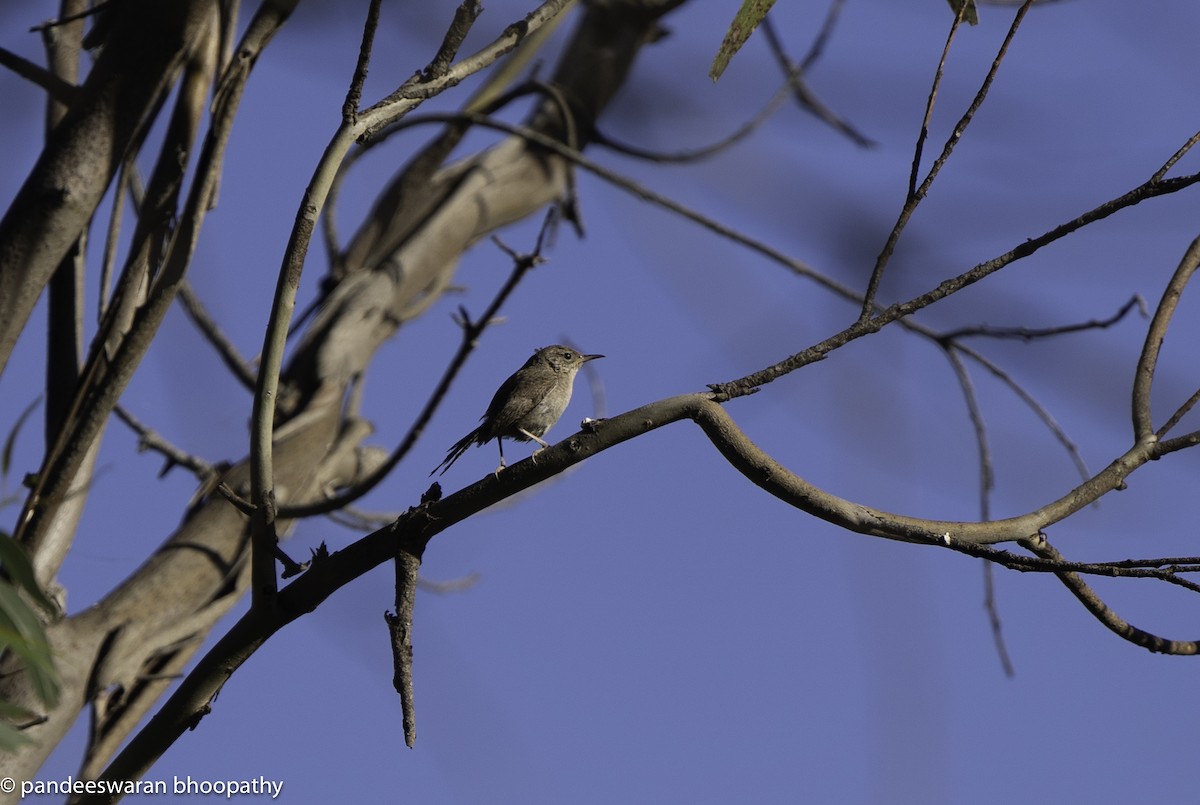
[114,406,217,481]
[1158,386,1200,439]
[941,348,1015,676]
[1022,537,1200,655]
[859,0,1034,320]
[941,295,1143,341]
[177,282,257,391]
[953,343,1090,484]
[713,165,1200,399]
[97,161,130,320]
[761,15,874,147]
[384,544,421,748]
[1150,129,1200,184]
[944,348,994,519]
[799,0,846,72]
[422,0,484,82]
[593,80,794,162]
[112,405,253,515]
[982,562,1015,676]
[342,0,382,122]
[0,46,79,103]
[28,1,112,33]
[418,573,481,594]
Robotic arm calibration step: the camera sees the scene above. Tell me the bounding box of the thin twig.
[113,406,216,480]
[953,342,1090,484]
[941,295,1143,341]
[1021,537,1200,655]
[177,282,257,391]
[111,404,255,516]
[350,110,1200,421]
[799,0,846,72]
[418,573,481,594]
[1150,129,1200,184]
[981,561,1015,676]
[1158,386,1200,439]
[97,161,132,320]
[761,16,874,148]
[859,0,1034,321]
[594,80,794,162]
[422,0,484,81]
[714,168,1200,399]
[342,0,382,123]
[942,347,1014,676]
[943,349,993,519]
[28,1,111,32]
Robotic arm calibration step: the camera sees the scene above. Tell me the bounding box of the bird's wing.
[478,370,540,437]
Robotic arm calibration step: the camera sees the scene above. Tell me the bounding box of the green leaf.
[0,535,61,716]
[946,0,980,25]
[710,0,777,82]
[0,534,55,615]
[0,585,59,710]
[0,701,34,752]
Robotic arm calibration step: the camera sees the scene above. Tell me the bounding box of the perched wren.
[432,345,603,475]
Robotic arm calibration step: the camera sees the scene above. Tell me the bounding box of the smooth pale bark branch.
[0,0,218,378]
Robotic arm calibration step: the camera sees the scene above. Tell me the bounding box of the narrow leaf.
[0,535,55,614]
[946,0,980,25]
[710,0,777,82]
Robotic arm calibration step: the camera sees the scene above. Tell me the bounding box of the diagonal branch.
[177,283,257,390]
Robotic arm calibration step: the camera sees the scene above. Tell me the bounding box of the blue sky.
[3,0,1200,802]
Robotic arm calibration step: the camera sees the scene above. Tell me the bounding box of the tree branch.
[1132,234,1200,440]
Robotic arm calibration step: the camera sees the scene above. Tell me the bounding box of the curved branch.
[1132,234,1200,440]
[1024,538,1200,655]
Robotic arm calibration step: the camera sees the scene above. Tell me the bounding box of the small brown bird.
[432,345,604,475]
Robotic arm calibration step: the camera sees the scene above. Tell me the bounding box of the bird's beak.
[583,354,604,362]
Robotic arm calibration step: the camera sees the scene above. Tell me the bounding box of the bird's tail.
[430,428,481,476]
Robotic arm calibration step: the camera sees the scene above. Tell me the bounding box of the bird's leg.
[493,439,508,476]
[519,429,552,463]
